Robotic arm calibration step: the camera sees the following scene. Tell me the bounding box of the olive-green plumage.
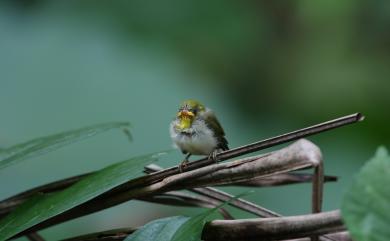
[170,100,229,165]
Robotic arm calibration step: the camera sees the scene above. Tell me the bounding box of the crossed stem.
[0,113,363,241]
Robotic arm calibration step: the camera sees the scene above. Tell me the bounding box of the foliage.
[341,147,390,241]
[0,152,161,241]
[125,192,249,241]
[0,123,164,241]
[0,122,130,170]
[124,216,189,241]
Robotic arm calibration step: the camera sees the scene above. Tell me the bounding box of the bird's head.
[176,99,205,130]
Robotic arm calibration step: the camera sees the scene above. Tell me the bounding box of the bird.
[169,99,229,170]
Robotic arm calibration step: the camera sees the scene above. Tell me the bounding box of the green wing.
[203,110,229,151]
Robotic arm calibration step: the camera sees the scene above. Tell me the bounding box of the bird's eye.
[192,108,197,115]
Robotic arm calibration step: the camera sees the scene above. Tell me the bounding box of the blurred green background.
[1,0,389,240]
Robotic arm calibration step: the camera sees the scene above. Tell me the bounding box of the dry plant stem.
[0,170,336,217]
[0,113,356,214]
[57,211,345,241]
[287,232,352,241]
[26,233,45,241]
[224,173,337,187]
[2,113,358,212]
[120,113,362,187]
[202,210,344,241]
[12,139,323,237]
[174,139,320,189]
[60,228,136,241]
[130,143,330,241]
[313,162,324,213]
[139,191,234,219]
[145,164,280,218]
[311,162,324,241]
[147,166,334,218]
[192,187,280,218]
[0,173,337,218]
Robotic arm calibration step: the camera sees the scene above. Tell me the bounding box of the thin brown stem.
[202,210,344,241]
[1,113,363,241]
[0,114,357,215]
[1,113,359,209]
[139,191,234,219]
[26,233,45,241]
[56,211,346,241]
[227,173,337,187]
[60,228,136,241]
[145,164,280,218]
[11,140,324,237]
[108,113,363,190]
[311,157,324,241]
[191,187,280,218]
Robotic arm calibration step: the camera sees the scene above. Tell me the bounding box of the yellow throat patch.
[177,111,194,130]
[178,117,192,130]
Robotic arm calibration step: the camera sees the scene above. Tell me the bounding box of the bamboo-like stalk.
[202,210,344,241]
[1,112,358,214]
[26,233,45,241]
[0,170,336,217]
[1,113,363,241]
[112,113,363,189]
[144,164,281,218]
[11,139,326,238]
[138,191,234,219]
[61,227,136,241]
[57,211,347,241]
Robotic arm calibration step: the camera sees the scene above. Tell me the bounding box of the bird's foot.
[208,150,220,163]
[179,159,189,172]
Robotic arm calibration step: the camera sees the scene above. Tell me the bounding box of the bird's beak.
[177,110,195,118]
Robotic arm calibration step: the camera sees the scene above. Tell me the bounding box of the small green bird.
[170,99,229,169]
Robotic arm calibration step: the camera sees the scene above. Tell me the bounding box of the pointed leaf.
[171,191,251,241]
[341,146,390,241]
[125,192,250,241]
[170,205,222,241]
[0,122,130,170]
[125,216,189,241]
[0,152,164,241]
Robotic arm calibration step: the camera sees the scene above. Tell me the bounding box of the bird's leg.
[179,153,191,172]
[208,149,220,163]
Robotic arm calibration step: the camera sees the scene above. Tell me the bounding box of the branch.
[60,228,136,241]
[0,113,356,214]
[144,164,281,218]
[2,112,363,240]
[139,191,234,219]
[287,232,353,241]
[12,139,325,237]
[26,233,45,241]
[170,139,321,189]
[225,173,337,187]
[202,210,344,241]
[57,211,347,241]
[114,113,362,188]
[0,171,336,217]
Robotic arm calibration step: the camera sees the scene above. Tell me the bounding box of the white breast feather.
[169,118,217,155]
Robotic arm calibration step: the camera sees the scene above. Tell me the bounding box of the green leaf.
[124,208,216,241]
[0,122,130,170]
[172,191,251,241]
[0,151,164,241]
[124,216,189,241]
[341,146,390,241]
[170,202,223,241]
[125,192,251,241]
